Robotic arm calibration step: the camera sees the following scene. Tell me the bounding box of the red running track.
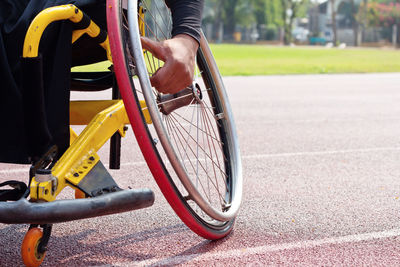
[1,73,400,266]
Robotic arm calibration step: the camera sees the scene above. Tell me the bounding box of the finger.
[149,68,163,89]
[151,64,193,94]
[150,62,177,93]
[140,37,166,61]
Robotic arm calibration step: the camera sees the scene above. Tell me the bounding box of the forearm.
[165,0,204,43]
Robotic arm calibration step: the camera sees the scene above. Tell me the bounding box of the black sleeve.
[165,0,204,43]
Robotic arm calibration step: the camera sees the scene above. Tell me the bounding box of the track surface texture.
[1,73,400,266]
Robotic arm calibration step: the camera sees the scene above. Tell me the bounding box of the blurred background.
[202,0,399,47]
[196,0,400,76]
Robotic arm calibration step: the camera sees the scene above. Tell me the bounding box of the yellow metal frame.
[30,100,128,201]
[23,5,151,202]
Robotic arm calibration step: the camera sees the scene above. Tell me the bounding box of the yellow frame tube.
[23,5,82,58]
[23,4,112,61]
[139,5,146,37]
[70,100,152,125]
[70,100,127,125]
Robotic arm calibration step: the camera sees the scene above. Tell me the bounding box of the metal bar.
[110,82,122,169]
[0,189,154,224]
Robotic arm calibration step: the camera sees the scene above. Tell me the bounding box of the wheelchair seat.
[70,71,114,91]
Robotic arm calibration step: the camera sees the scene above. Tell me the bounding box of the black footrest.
[0,189,154,224]
[77,161,120,197]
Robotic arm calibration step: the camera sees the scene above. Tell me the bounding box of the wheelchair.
[0,0,242,266]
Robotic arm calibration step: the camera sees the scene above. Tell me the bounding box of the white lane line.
[236,117,400,125]
[1,147,400,175]
[242,146,400,160]
[0,167,29,175]
[109,228,400,266]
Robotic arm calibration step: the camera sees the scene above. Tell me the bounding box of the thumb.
[140,37,166,61]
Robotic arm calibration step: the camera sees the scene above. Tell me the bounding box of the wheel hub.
[158,82,202,115]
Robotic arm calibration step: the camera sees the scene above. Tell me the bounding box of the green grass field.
[210,44,400,76]
[72,44,400,76]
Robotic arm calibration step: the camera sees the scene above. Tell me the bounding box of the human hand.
[140,34,199,94]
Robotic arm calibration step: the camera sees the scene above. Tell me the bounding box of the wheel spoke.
[168,113,228,204]
[167,114,216,204]
[171,108,224,145]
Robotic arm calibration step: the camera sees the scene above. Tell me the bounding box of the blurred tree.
[235,0,257,29]
[203,0,225,41]
[349,0,360,46]
[330,0,338,45]
[224,0,240,38]
[359,1,400,45]
[265,0,283,40]
[252,0,267,38]
[203,0,259,41]
[252,0,267,25]
[280,0,308,44]
[203,0,308,43]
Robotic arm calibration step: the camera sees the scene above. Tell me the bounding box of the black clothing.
[166,0,203,43]
[0,0,203,164]
[0,0,108,163]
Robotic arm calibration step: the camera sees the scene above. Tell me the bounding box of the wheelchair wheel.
[107,0,242,239]
[21,228,45,267]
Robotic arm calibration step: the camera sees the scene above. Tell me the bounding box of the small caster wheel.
[75,189,86,199]
[21,228,45,267]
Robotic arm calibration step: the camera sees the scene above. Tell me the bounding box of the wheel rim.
[126,0,242,222]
